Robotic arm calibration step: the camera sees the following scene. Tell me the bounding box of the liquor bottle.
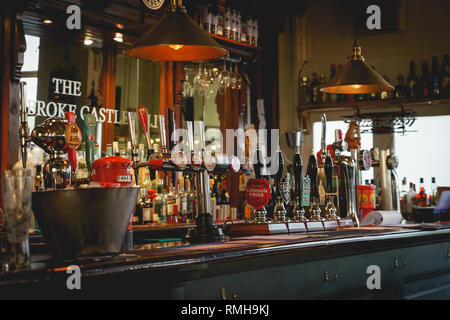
[415,178,428,207]
[201,3,212,33]
[224,6,232,38]
[318,73,327,104]
[299,76,310,105]
[310,73,320,104]
[253,20,259,47]
[440,53,450,98]
[235,10,242,42]
[210,4,217,35]
[430,56,440,97]
[394,74,407,99]
[240,21,248,43]
[246,17,253,45]
[328,64,338,103]
[142,191,153,225]
[113,141,120,156]
[106,143,113,157]
[429,177,437,206]
[34,164,44,191]
[216,14,224,36]
[399,177,408,214]
[220,183,231,220]
[134,194,144,225]
[407,61,417,98]
[380,75,393,100]
[166,182,177,224]
[417,61,430,98]
[154,188,167,224]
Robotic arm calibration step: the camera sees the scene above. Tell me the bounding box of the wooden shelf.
[297,98,450,113]
[209,33,262,58]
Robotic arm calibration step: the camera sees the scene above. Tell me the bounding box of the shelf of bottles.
[199,1,261,51]
[298,54,450,112]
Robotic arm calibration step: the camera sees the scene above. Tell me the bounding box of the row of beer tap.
[248,113,400,227]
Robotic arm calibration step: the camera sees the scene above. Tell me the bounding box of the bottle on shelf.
[310,72,320,104]
[113,140,120,156]
[216,12,224,36]
[224,6,232,39]
[406,182,417,218]
[318,73,327,104]
[299,76,310,105]
[142,191,154,225]
[417,61,430,98]
[399,177,408,214]
[394,74,407,99]
[328,64,338,103]
[430,56,441,97]
[166,181,177,224]
[134,193,144,225]
[429,177,437,206]
[407,61,418,98]
[415,177,428,207]
[201,2,212,33]
[220,183,231,220]
[440,53,450,98]
[240,20,248,43]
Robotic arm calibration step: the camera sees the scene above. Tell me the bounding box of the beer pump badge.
[246,179,271,210]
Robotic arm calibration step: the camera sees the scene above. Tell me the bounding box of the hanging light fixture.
[125,0,227,61]
[321,40,394,94]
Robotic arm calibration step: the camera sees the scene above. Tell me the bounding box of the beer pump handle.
[274,148,284,183]
[137,107,152,156]
[65,111,78,171]
[159,115,168,153]
[254,148,263,179]
[321,113,327,163]
[306,152,318,198]
[19,82,30,169]
[324,151,333,194]
[83,114,97,172]
[293,152,303,195]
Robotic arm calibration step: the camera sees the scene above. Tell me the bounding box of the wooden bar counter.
[1,224,450,300]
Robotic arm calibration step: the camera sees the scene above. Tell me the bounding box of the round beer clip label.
[245,179,271,210]
[64,123,82,149]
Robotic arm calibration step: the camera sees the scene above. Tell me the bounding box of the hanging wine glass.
[230,62,237,90]
[235,63,243,91]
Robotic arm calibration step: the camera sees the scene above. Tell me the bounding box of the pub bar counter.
[1,0,450,300]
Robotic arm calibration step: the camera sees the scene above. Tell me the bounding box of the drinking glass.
[2,168,33,272]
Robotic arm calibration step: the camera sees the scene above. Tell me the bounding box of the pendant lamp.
[125,0,228,61]
[321,40,394,94]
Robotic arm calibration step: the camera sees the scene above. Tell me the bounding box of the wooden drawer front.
[389,242,450,279]
[184,250,397,300]
[402,271,450,299]
[184,260,325,300]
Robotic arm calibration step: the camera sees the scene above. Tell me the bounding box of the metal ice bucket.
[31,187,139,258]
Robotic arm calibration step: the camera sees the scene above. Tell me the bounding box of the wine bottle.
[407,61,417,98]
[431,56,441,97]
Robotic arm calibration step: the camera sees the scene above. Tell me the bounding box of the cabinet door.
[183,250,398,300]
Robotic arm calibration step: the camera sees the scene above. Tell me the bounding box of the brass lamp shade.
[321,43,394,94]
[125,1,227,61]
